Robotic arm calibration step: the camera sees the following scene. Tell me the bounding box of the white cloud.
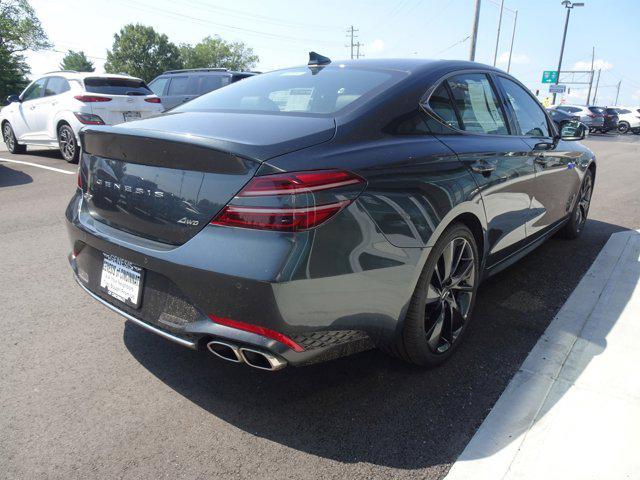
[496,51,530,65]
[370,39,385,53]
[573,59,613,71]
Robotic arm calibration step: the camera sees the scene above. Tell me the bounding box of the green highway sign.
[542,70,559,84]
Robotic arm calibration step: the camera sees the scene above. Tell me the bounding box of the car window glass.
[84,77,152,95]
[620,109,631,114]
[148,77,169,96]
[498,76,549,137]
[22,78,47,101]
[198,75,230,94]
[446,73,508,135]
[175,66,404,116]
[427,83,460,129]
[167,76,189,95]
[44,77,70,96]
[589,107,605,114]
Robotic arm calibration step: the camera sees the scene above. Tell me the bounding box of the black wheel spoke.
[425,282,440,305]
[426,306,445,350]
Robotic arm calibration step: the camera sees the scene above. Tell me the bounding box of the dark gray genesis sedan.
[66,55,595,371]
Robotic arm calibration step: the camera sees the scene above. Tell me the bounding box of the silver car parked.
[551,104,605,132]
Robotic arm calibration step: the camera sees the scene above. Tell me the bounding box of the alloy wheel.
[59,127,75,160]
[424,237,475,354]
[618,122,629,134]
[3,124,15,151]
[575,174,593,230]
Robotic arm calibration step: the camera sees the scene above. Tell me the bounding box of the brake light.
[73,112,104,125]
[211,170,365,231]
[74,95,112,102]
[208,315,304,352]
[144,97,161,103]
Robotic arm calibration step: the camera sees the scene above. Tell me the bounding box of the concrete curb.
[444,229,640,480]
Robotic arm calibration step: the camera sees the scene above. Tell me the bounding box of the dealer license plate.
[123,111,141,122]
[100,253,143,308]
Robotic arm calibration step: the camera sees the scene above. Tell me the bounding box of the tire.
[57,124,79,163]
[559,169,593,239]
[386,223,480,367]
[2,122,27,154]
[632,128,640,135]
[588,127,595,134]
[618,122,630,134]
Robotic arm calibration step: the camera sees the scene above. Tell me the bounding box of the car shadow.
[0,164,33,187]
[123,219,631,470]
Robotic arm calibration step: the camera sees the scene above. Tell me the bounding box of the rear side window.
[427,83,460,129]
[44,77,70,96]
[84,77,152,96]
[198,75,230,94]
[589,107,605,114]
[148,77,169,96]
[619,109,631,114]
[498,76,550,137]
[447,73,508,135]
[167,76,189,95]
[605,108,618,115]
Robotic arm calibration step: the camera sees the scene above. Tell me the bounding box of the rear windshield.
[605,108,618,115]
[84,77,152,96]
[588,107,605,114]
[174,66,406,116]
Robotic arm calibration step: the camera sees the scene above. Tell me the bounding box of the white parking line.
[445,229,640,480]
[0,157,75,175]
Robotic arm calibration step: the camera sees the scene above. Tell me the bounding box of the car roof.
[160,68,257,76]
[38,71,144,82]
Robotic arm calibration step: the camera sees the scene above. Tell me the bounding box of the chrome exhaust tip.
[239,347,287,371]
[206,340,242,363]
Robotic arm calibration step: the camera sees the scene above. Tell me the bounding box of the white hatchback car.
[1,71,163,162]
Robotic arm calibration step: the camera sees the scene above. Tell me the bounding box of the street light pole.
[552,1,585,105]
[506,10,518,73]
[469,0,481,61]
[492,0,505,66]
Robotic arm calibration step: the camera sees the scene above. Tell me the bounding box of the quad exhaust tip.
[206,340,287,371]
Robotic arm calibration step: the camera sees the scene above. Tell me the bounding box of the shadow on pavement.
[0,164,33,187]
[123,219,629,470]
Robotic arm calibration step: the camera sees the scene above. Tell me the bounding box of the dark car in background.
[547,108,579,130]
[67,58,595,371]
[603,107,619,133]
[552,104,604,132]
[148,68,257,110]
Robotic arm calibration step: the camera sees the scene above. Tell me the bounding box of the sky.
[24,0,640,106]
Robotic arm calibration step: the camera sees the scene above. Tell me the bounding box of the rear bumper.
[66,191,422,366]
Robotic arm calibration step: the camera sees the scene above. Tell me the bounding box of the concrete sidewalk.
[445,229,640,480]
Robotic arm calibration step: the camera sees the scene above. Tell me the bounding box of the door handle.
[29,105,36,110]
[470,159,497,175]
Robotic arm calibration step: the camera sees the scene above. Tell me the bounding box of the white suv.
[1,71,163,162]
[608,107,640,134]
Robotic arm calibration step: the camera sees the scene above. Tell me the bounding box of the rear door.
[42,76,71,140]
[430,72,535,267]
[83,77,161,124]
[495,74,581,238]
[163,76,195,110]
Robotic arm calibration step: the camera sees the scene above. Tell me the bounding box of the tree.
[180,36,258,71]
[0,0,50,105]
[104,24,182,81]
[59,50,94,72]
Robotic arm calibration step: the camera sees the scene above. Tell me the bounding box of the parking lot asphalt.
[1,134,639,480]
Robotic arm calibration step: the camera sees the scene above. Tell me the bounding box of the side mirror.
[560,120,586,141]
[6,94,20,104]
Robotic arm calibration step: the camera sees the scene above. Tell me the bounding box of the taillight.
[73,112,104,125]
[144,97,161,103]
[211,170,366,231]
[208,315,304,352]
[77,169,83,189]
[74,95,112,102]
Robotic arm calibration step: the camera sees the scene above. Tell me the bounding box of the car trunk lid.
[79,113,335,245]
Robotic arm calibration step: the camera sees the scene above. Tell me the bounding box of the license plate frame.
[99,253,144,308]
[123,111,142,122]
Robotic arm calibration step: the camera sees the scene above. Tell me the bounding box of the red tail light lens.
[77,169,83,189]
[211,170,365,232]
[74,95,112,102]
[73,112,105,125]
[208,315,304,352]
[144,97,161,103]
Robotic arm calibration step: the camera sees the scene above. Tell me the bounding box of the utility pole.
[493,0,505,66]
[346,25,359,60]
[593,69,601,104]
[355,42,364,59]
[506,10,518,73]
[469,0,481,61]
[552,1,585,104]
[614,80,622,105]
[586,46,595,105]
